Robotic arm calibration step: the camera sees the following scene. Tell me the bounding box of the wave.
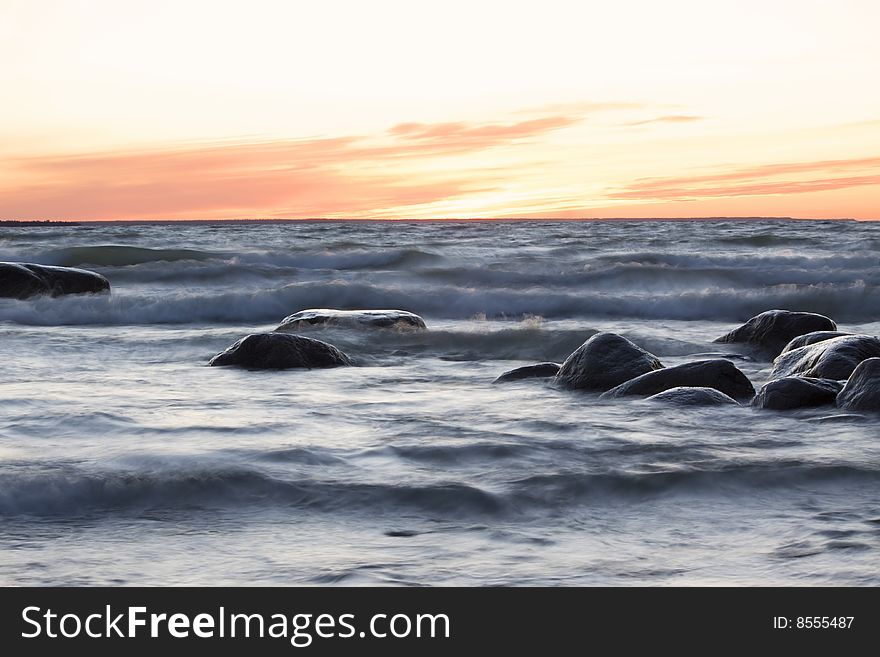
[3,461,877,517]
[0,465,504,517]
[1,277,879,325]
[238,247,442,271]
[506,463,880,505]
[36,245,220,267]
[26,244,443,271]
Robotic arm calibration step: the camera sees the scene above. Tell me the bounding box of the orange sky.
[1,0,878,221]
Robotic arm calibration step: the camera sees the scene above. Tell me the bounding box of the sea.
[1,218,878,585]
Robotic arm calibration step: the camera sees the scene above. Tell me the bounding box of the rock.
[209,333,354,369]
[646,386,740,406]
[600,359,755,402]
[0,262,110,299]
[837,357,880,411]
[554,332,663,391]
[769,335,880,381]
[493,362,560,383]
[751,377,843,410]
[276,308,426,332]
[779,331,851,355]
[714,309,837,357]
[0,263,46,299]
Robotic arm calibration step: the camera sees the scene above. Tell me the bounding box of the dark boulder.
[646,386,740,406]
[0,263,46,299]
[769,335,880,381]
[779,331,851,355]
[837,357,880,412]
[714,309,836,357]
[209,333,354,369]
[751,377,843,410]
[0,262,110,299]
[600,359,755,402]
[554,332,663,391]
[276,308,426,332]
[493,362,560,383]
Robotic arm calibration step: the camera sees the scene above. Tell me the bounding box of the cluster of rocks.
[0,262,110,298]
[5,265,876,414]
[495,309,880,413]
[209,309,426,370]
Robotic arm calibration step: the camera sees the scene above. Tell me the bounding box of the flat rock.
[554,332,663,391]
[779,331,852,355]
[600,359,755,402]
[209,333,354,369]
[769,335,880,381]
[0,262,110,299]
[837,357,880,411]
[276,308,426,332]
[714,309,836,357]
[646,386,740,406]
[751,377,843,410]
[493,362,560,383]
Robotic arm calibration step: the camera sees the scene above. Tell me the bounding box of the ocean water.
[1,218,879,586]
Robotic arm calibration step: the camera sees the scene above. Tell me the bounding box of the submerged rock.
[600,359,755,402]
[769,335,880,381]
[554,332,663,392]
[0,262,110,299]
[779,331,851,355]
[646,386,740,406]
[837,357,880,411]
[751,377,843,410]
[714,309,836,357]
[493,362,560,383]
[276,308,427,332]
[209,333,354,369]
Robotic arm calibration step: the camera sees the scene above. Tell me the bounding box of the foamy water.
[1,219,879,585]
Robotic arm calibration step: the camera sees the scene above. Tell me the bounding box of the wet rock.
[646,386,740,406]
[779,331,852,355]
[554,332,663,392]
[209,333,354,369]
[751,377,843,410]
[837,357,880,412]
[276,308,426,332]
[493,362,560,383]
[714,309,836,357]
[769,335,880,381]
[0,262,110,299]
[600,359,755,402]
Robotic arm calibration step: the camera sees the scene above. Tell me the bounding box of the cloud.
[0,112,584,220]
[387,115,579,150]
[610,156,880,201]
[624,114,704,127]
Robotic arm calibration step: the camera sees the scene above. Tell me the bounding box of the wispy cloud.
[610,156,880,201]
[623,114,704,127]
[387,116,579,150]
[0,112,583,220]
[4,103,877,220]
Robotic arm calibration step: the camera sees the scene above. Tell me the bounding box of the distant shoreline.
[0,216,865,226]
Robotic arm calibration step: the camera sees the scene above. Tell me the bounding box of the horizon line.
[0,215,871,225]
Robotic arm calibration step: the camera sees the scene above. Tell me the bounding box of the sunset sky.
[1,0,878,220]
